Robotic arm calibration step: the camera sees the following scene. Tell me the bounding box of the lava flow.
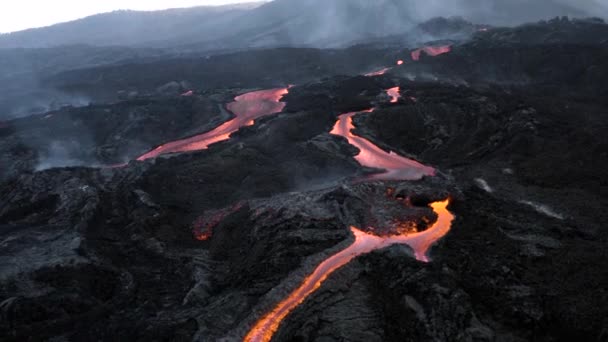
[244,199,454,342]
[330,109,435,181]
[386,87,401,103]
[181,90,194,96]
[411,45,452,61]
[364,67,390,77]
[137,87,288,161]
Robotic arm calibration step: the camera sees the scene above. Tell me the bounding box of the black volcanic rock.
[0,94,231,181]
[1,17,607,342]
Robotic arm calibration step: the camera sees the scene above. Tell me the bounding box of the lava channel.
[411,45,452,61]
[330,109,435,181]
[137,87,288,161]
[386,87,401,103]
[244,199,454,342]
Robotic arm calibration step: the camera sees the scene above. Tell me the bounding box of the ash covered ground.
[1,17,607,342]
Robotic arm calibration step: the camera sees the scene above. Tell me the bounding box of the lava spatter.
[411,45,452,61]
[136,87,288,161]
[244,199,454,342]
[330,109,435,181]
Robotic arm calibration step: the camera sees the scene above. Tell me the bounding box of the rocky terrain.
[1,17,607,342]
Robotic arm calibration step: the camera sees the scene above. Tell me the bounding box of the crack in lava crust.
[330,109,435,181]
[136,87,288,161]
[244,199,454,342]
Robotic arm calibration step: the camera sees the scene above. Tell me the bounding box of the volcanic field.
[1,16,607,342]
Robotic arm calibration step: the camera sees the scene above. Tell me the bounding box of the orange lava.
[330,109,435,181]
[364,67,391,77]
[181,90,194,96]
[411,45,452,61]
[244,199,454,342]
[397,60,404,65]
[136,87,288,161]
[386,87,401,103]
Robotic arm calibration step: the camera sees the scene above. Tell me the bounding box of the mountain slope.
[0,3,264,48]
[0,0,605,49]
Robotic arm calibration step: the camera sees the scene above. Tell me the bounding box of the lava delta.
[1,10,607,342]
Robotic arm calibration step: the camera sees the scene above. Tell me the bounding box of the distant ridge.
[0,0,605,50]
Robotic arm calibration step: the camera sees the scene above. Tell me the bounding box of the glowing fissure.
[387,87,401,103]
[411,45,452,61]
[330,109,435,181]
[137,87,288,161]
[244,200,454,342]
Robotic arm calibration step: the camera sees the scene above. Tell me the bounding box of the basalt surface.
[1,19,607,342]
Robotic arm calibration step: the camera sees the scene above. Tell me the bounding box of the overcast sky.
[0,0,261,33]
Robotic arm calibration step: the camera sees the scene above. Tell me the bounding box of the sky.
[0,0,261,33]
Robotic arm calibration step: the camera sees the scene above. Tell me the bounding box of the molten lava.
[364,67,390,77]
[330,109,435,181]
[136,87,288,161]
[397,60,404,65]
[386,87,401,103]
[181,90,194,96]
[244,199,454,342]
[411,45,452,61]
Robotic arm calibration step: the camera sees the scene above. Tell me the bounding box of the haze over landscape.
[0,0,264,33]
[1,1,607,341]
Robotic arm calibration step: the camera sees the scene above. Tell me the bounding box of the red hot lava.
[330,109,435,181]
[386,87,401,103]
[181,90,194,96]
[364,67,391,77]
[397,60,404,65]
[136,87,288,161]
[244,199,454,342]
[411,45,452,61]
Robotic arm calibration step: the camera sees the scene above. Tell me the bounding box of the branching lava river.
[136,87,288,161]
[244,200,454,342]
[330,108,435,181]
[238,58,455,340]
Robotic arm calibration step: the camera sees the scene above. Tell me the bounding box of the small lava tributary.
[128,46,455,342]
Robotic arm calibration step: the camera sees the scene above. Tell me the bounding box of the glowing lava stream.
[411,45,452,61]
[244,199,454,342]
[330,109,435,181]
[364,67,391,77]
[387,86,401,103]
[136,87,289,161]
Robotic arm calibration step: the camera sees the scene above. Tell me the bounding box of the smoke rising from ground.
[406,0,607,25]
